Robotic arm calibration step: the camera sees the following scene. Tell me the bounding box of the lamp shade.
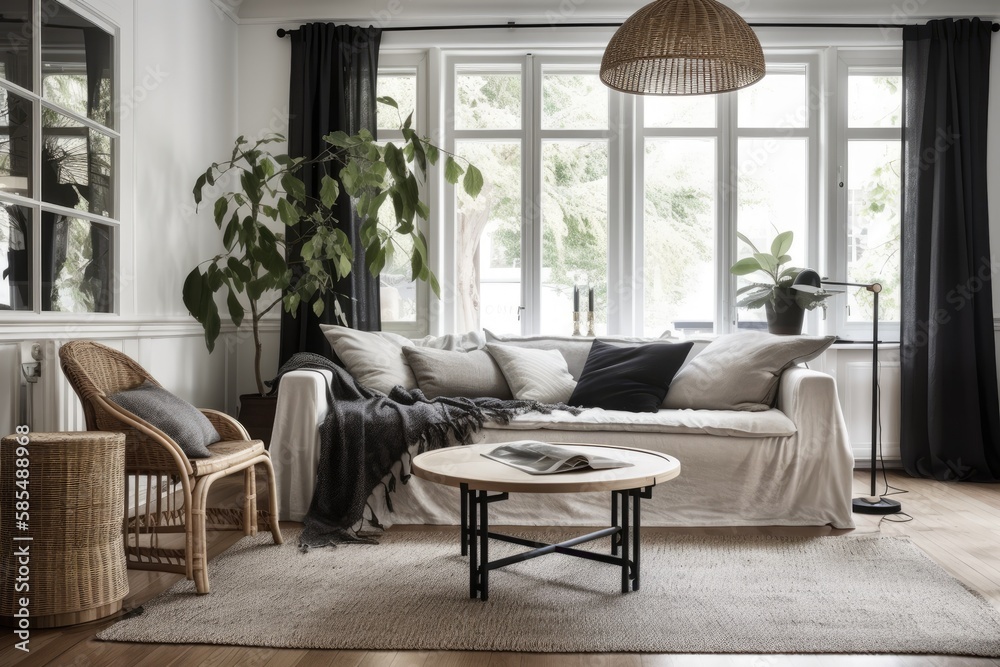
[600,0,766,95]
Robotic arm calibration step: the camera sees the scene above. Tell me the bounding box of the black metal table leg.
[479,489,489,601]
[468,486,477,598]
[460,483,469,556]
[620,489,630,594]
[456,484,653,599]
[632,488,641,591]
[611,490,619,555]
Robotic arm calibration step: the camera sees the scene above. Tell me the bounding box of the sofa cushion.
[485,330,682,380]
[485,406,797,438]
[320,324,417,393]
[107,381,219,458]
[402,347,512,399]
[569,340,694,413]
[486,343,577,403]
[662,332,836,411]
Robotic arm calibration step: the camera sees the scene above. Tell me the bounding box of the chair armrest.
[200,409,252,441]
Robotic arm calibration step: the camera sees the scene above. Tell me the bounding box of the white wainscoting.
[0,319,278,435]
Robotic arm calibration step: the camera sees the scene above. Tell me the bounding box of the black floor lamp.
[792,270,901,515]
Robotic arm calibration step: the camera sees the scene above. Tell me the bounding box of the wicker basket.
[0,431,128,628]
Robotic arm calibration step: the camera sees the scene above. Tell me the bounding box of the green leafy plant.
[730,230,832,313]
[183,98,482,395]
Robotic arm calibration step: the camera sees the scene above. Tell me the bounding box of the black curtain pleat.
[279,23,382,367]
[900,18,1000,482]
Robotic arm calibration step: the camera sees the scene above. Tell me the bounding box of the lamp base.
[852,496,901,515]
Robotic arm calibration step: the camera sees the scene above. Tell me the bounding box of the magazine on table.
[482,440,634,475]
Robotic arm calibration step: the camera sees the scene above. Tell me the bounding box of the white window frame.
[378,51,429,338]
[444,55,531,332]
[829,49,903,343]
[407,41,902,339]
[0,0,120,317]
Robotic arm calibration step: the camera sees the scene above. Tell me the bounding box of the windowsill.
[829,341,900,350]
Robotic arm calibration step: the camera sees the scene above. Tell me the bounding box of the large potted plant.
[729,230,832,335]
[184,99,482,439]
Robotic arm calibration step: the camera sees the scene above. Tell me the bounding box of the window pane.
[377,73,416,131]
[644,96,716,128]
[42,214,112,312]
[0,0,32,91]
[377,169,417,323]
[541,72,607,130]
[455,140,522,333]
[540,140,608,336]
[456,71,521,130]
[42,4,114,128]
[736,138,808,328]
[738,71,808,128]
[43,108,115,218]
[848,74,901,128]
[0,202,31,310]
[0,87,33,197]
[847,140,901,322]
[643,138,716,336]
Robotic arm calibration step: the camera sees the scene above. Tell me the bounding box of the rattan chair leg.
[257,455,283,544]
[182,479,195,582]
[244,466,258,537]
[191,476,213,595]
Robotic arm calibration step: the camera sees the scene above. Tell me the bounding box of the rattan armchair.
[59,340,283,594]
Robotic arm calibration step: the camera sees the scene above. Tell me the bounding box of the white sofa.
[269,333,856,530]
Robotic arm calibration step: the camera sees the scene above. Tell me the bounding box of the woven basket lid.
[600,0,766,95]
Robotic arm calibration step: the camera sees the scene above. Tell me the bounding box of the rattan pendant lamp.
[600,0,765,95]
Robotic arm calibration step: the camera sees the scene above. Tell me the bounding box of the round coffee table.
[412,442,680,601]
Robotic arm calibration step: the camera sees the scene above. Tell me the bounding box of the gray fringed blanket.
[271,352,582,549]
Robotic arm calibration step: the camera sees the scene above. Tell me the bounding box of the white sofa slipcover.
[270,365,855,530]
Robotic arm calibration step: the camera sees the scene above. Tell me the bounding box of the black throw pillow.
[569,340,694,413]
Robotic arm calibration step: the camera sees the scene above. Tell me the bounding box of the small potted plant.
[184,99,481,439]
[729,230,832,334]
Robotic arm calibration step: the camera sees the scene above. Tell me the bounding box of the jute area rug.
[98,527,1000,656]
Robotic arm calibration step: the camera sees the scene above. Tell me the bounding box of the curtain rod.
[276,21,1000,37]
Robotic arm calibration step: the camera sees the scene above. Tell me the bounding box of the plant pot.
[765,290,805,335]
[238,394,278,449]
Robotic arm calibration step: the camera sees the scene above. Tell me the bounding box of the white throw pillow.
[320,324,416,393]
[487,343,578,404]
[662,332,836,411]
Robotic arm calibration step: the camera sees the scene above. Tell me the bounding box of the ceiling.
[232,0,1000,23]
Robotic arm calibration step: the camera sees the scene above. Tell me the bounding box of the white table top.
[411,442,680,494]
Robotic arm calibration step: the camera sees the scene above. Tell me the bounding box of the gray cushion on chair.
[107,381,220,458]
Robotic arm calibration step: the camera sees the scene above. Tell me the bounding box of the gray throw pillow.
[402,347,512,399]
[107,381,219,458]
[487,343,577,403]
[662,332,836,411]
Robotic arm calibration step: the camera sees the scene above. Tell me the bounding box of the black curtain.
[279,23,382,366]
[900,18,1000,482]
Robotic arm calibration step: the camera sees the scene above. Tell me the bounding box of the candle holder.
[586,311,596,337]
[572,311,582,336]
